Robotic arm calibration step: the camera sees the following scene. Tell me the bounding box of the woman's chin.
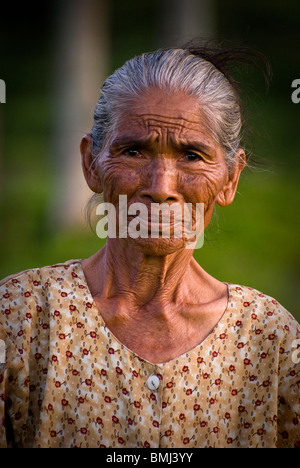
[126,236,187,256]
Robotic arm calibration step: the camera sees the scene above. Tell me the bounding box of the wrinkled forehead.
[111,91,216,149]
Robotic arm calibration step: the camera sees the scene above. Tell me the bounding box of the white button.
[147,374,160,391]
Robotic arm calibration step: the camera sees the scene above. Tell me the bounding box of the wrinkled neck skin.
[92,238,195,309]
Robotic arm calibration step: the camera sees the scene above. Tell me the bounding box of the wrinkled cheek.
[100,166,142,205]
[181,175,221,228]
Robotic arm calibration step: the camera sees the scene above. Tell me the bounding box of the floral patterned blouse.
[0,259,299,448]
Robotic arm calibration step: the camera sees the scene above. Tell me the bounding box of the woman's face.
[86,90,243,255]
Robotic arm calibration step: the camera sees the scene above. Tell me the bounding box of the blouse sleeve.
[0,276,31,448]
[0,323,7,448]
[277,311,300,448]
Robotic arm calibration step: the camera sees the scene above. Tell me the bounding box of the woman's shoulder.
[227,282,300,337]
[0,259,82,289]
[0,259,84,346]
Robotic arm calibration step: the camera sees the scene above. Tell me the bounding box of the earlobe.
[80,133,103,194]
[216,149,246,207]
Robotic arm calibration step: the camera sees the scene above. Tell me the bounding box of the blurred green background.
[0,0,299,321]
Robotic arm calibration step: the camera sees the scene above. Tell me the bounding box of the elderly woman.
[0,45,299,449]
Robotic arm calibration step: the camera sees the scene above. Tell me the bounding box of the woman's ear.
[80,133,103,194]
[216,149,246,207]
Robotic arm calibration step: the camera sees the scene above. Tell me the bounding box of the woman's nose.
[140,159,180,204]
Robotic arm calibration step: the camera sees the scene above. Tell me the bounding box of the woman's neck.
[84,238,195,309]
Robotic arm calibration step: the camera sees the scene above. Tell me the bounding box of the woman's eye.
[124,148,140,157]
[185,152,202,162]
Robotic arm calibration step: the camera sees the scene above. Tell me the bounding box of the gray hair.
[91,47,244,170]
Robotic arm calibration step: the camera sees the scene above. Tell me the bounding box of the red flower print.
[112,415,120,425]
[33,280,40,286]
[86,302,93,309]
[152,420,159,428]
[118,437,125,445]
[14,411,22,421]
[243,301,250,307]
[238,405,247,414]
[255,398,264,407]
[243,358,252,366]
[193,403,202,412]
[249,375,257,382]
[255,427,266,436]
[61,399,69,407]
[211,426,219,434]
[214,378,222,386]
[60,292,67,297]
[69,305,76,311]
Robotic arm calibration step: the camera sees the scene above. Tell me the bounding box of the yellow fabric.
[0,260,299,448]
